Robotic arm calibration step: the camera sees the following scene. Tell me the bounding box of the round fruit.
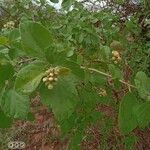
[112,50,119,57]
[49,73,54,77]
[42,77,47,82]
[48,77,53,81]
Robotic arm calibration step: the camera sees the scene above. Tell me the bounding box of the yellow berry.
[48,77,53,81]
[49,73,54,77]
[112,50,119,57]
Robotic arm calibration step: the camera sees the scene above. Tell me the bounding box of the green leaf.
[45,47,67,65]
[0,36,8,45]
[118,93,138,134]
[124,135,137,150]
[134,71,150,101]
[20,22,52,58]
[0,89,29,119]
[109,64,122,79]
[27,112,35,121]
[100,45,111,61]
[50,0,59,3]
[59,67,71,76]
[0,111,12,128]
[15,61,46,94]
[40,75,78,122]
[63,60,85,79]
[0,53,14,84]
[9,28,20,42]
[133,102,150,128]
[78,83,100,106]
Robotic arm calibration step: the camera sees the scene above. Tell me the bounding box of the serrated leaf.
[0,111,12,128]
[133,102,150,128]
[0,36,8,45]
[100,45,111,60]
[0,89,29,119]
[15,61,46,94]
[109,64,122,79]
[78,83,100,106]
[134,71,150,101]
[9,28,20,42]
[20,22,52,58]
[118,93,138,134]
[45,47,67,65]
[59,67,71,76]
[40,75,78,122]
[124,135,137,150]
[63,60,85,79]
[0,53,14,84]
[50,0,59,3]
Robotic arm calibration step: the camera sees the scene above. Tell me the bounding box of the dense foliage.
[0,0,150,149]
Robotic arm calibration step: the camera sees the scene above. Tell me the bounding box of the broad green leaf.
[86,72,106,86]
[45,47,67,65]
[124,135,137,150]
[20,22,52,58]
[15,61,46,94]
[40,75,78,122]
[50,0,59,3]
[109,64,122,79]
[27,112,35,121]
[59,67,71,76]
[78,83,100,106]
[118,93,138,134]
[0,36,8,45]
[133,102,150,128]
[134,71,150,101]
[63,60,85,79]
[9,28,20,42]
[100,45,111,61]
[0,53,14,84]
[0,111,12,128]
[0,89,29,119]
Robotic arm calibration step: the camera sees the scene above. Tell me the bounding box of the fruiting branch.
[81,66,136,89]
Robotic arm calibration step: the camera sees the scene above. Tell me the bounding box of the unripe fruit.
[49,73,54,77]
[112,50,119,57]
[48,84,53,89]
[48,77,53,81]
[42,77,47,82]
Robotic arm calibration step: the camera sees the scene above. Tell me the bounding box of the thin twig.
[81,66,136,88]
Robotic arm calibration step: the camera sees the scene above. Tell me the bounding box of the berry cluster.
[42,67,60,90]
[111,50,121,64]
[3,21,15,29]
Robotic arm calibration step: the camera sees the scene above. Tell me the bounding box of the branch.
[81,66,136,89]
